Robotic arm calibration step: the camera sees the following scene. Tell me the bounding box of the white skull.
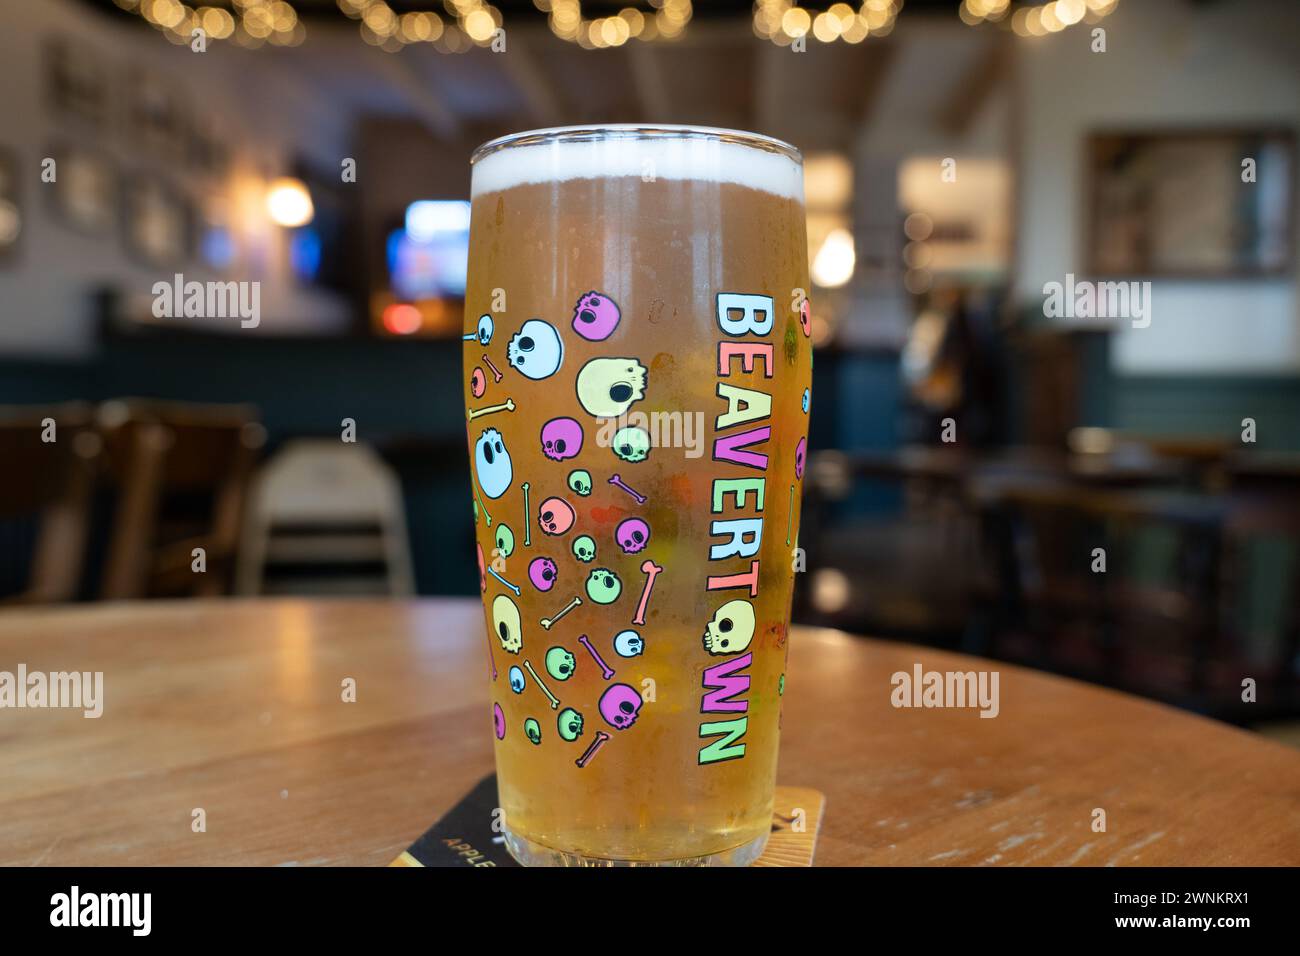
[575,358,647,418]
[702,599,755,656]
[492,594,522,654]
[507,320,564,380]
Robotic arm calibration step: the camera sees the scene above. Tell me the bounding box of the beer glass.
[462,126,812,866]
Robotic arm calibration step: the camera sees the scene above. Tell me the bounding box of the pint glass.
[462,126,812,866]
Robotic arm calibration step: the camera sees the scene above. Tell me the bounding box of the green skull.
[567,469,593,496]
[523,717,541,745]
[585,567,622,604]
[612,426,651,463]
[557,707,584,741]
[494,524,515,558]
[545,645,576,681]
[572,535,596,563]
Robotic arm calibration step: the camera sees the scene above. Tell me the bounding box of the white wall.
[1015,0,1300,375]
[0,0,353,358]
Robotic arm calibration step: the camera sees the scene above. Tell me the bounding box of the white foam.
[471,126,804,202]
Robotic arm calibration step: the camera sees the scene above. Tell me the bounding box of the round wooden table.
[0,599,1295,866]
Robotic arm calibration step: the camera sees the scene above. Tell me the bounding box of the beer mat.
[390,774,825,868]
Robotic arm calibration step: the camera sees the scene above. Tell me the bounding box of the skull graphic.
[557,707,584,741]
[507,319,564,380]
[571,290,622,342]
[470,367,486,398]
[528,556,558,592]
[538,496,576,536]
[702,598,756,656]
[475,314,494,346]
[572,535,596,563]
[544,645,576,681]
[476,543,485,592]
[615,517,651,554]
[567,469,592,496]
[492,702,506,739]
[612,426,651,463]
[802,387,811,414]
[598,683,643,731]
[613,629,643,658]
[474,428,513,499]
[508,665,526,693]
[799,297,812,337]
[541,417,584,462]
[523,717,541,745]
[794,436,807,480]
[494,524,515,558]
[491,593,523,654]
[575,358,647,418]
[585,567,622,604]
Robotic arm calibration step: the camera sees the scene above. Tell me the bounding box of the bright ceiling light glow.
[266,177,314,228]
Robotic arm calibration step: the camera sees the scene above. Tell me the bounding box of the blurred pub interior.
[2,0,1299,734]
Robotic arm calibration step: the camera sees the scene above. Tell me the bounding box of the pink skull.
[799,297,812,337]
[615,517,651,554]
[528,556,558,592]
[470,367,486,398]
[795,436,807,480]
[538,497,576,536]
[598,683,643,731]
[492,702,505,740]
[571,291,621,342]
[476,543,486,592]
[541,417,584,462]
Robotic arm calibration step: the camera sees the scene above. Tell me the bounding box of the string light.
[548,1,692,46]
[753,1,900,46]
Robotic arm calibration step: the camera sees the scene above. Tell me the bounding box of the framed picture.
[46,38,108,125]
[125,69,188,159]
[0,149,20,262]
[1086,130,1295,277]
[48,146,116,236]
[123,176,193,267]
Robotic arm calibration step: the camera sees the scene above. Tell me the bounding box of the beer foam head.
[472,126,804,202]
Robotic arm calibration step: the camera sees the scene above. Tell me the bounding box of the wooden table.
[1,599,1296,866]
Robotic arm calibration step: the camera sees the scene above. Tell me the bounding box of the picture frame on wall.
[1086,129,1295,278]
[45,37,109,125]
[0,148,20,263]
[47,145,117,237]
[123,176,194,267]
[125,68,189,159]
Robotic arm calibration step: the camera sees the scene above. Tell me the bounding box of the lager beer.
[463,126,812,865]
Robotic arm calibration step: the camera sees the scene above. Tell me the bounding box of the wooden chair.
[96,399,265,600]
[0,403,101,605]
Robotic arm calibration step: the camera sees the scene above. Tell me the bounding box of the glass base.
[502,827,769,867]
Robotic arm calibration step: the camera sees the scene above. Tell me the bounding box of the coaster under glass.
[502,826,769,868]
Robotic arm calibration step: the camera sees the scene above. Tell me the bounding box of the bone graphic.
[632,559,662,626]
[482,354,503,383]
[521,483,531,547]
[541,595,581,630]
[576,731,611,769]
[475,488,492,527]
[466,398,516,421]
[461,331,478,341]
[787,484,795,546]
[523,659,559,709]
[607,473,646,505]
[578,634,614,680]
[487,567,521,596]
